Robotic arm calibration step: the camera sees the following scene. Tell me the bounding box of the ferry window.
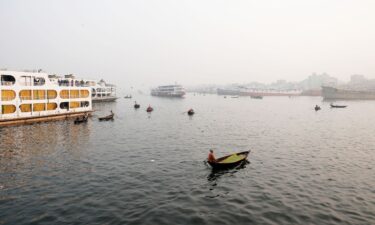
[20,90,32,100]
[20,104,32,112]
[81,101,89,107]
[33,77,45,86]
[80,90,89,98]
[47,90,57,99]
[33,90,46,100]
[33,103,45,112]
[1,90,16,101]
[46,103,57,111]
[2,105,16,114]
[91,88,96,97]
[70,90,80,98]
[60,102,69,110]
[60,90,70,99]
[70,101,80,108]
[20,76,33,86]
[1,75,15,86]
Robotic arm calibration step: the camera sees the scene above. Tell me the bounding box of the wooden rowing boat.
[99,113,114,121]
[330,104,347,108]
[207,150,250,169]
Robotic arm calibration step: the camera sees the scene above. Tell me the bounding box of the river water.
[0,94,374,225]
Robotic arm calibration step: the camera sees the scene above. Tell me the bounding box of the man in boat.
[207,149,216,162]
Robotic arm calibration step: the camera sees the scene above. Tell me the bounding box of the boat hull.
[207,151,250,170]
[0,111,92,127]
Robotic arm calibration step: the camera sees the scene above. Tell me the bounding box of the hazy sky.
[1,0,375,87]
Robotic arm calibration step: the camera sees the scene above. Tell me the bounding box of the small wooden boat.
[74,116,88,124]
[251,95,263,99]
[207,151,250,170]
[315,105,321,111]
[99,113,114,121]
[330,103,347,108]
[146,106,153,112]
[187,109,195,116]
[134,103,140,109]
[124,95,132,99]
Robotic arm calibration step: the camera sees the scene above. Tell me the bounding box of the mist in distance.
[0,0,374,88]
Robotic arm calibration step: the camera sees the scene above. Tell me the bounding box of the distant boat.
[187,109,195,116]
[124,95,132,99]
[251,95,263,99]
[315,105,321,111]
[330,103,347,108]
[146,105,153,112]
[151,85,185,97]
[207,151,250,170]
[231,95,239,98]
[134,101,140,109]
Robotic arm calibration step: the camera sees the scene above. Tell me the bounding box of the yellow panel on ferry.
[20,90,32,100]
[33,103,45,112]
[60,90,69,99]
[46,103,57,111]
[69,101,80,108]
[33,90,46,100]
[70,90,80,98]
[2,105,16,114]
[47,90,57,99]
[80,90,89,98]
[20,104,32,112]
[1,90,16,101]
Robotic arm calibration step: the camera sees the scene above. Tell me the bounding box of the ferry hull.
[217,88,301,96]
[0,111,92,127]
[92,97,118,102]
[322,86,375,100]
[151,93,185,97]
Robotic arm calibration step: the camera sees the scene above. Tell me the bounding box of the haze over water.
[1,95,374,225]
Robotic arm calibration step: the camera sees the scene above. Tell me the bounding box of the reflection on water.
[1,95,375,225]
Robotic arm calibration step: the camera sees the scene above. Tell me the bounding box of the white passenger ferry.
[0,70,92,126]
[151,85,185,97]
[58,75,117,102]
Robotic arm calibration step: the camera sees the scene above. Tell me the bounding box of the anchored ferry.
[86,78,117,102]
[0,70,92,126]
[57,75,117,102]
[151,85,185,97]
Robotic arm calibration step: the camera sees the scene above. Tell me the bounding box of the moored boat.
[187,109,195,116]
[74,114,89,124]
[330,103,347,108]
[207,151,250,170]
[134,101,140,109]
[99,111,114,121]
[322,86,375,100]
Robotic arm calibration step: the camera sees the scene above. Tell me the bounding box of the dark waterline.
[1,95,375,225]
